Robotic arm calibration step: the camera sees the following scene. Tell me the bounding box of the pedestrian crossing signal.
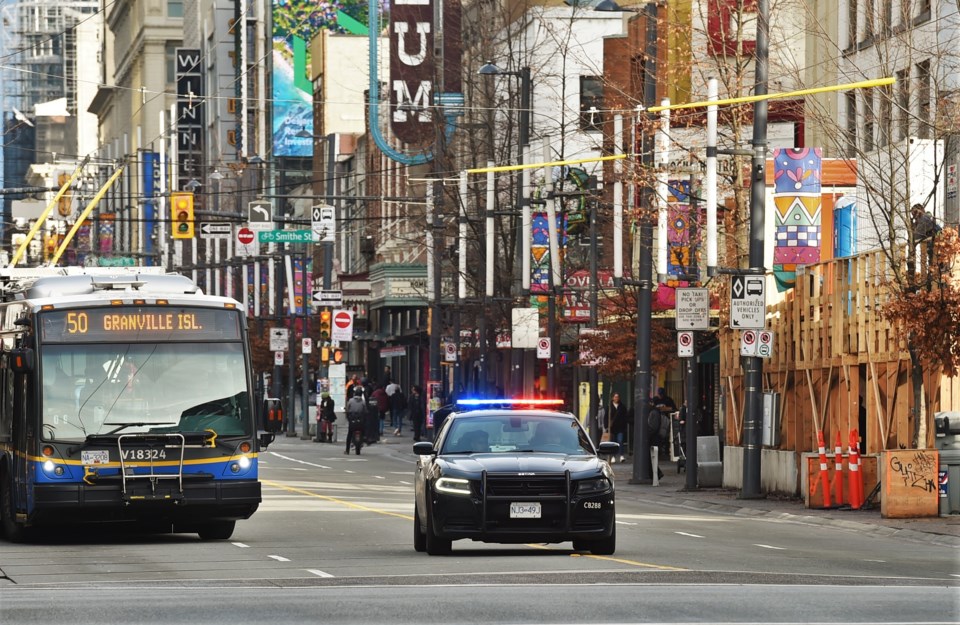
[332,348,344,364]
[171,192,195,239]
[320,345,330,364]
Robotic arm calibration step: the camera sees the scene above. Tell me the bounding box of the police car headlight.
[576,477,611,495]
[435,476,472,496]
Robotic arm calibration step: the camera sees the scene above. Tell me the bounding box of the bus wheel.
[197,520,235,540]
[1,470,26,543]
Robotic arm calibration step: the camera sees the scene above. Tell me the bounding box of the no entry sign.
[331,309,354,342]
[238,228,255,244]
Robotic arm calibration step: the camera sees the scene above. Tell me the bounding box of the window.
[881,0,892,34]
[580,76,604,132]
[863,0,874,41]
[167,0,183,18]
[707,0,757,56]
[846,92,858,156]
[165,42,177,84]
[916,59,931,139]
[863,88,875,152]
[896,68,909,140]
[847,0,858,50]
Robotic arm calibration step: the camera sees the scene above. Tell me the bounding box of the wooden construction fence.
[720,246,958,455]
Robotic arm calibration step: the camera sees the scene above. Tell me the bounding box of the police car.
[413,398,619,555]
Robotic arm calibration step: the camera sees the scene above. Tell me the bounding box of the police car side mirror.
[597,441,620,456]
[413,441,436,455]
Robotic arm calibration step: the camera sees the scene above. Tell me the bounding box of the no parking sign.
[677,331,694,357]
[537,337,551,359]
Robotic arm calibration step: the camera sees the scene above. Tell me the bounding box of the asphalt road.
[1,435,957,624]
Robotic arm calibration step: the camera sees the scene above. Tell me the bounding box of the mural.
[773,147,822,291]
[666,179,693,280]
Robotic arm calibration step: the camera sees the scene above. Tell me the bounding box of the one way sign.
[199,222,232,239]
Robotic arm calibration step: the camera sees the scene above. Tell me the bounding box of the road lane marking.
[268,452,331,470]
[268,555,291,562]
[306,569,334,578]
[232,542,250,548]
[399,480,412,485]
[374,475,385,479]
[675,531,704,538]
[261,479,414,520]
[615,521,638,526]
[754,544,786,550]
[527,544,686,571]
[864,559,886,563]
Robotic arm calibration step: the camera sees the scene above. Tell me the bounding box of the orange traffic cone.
[817,430,832,508]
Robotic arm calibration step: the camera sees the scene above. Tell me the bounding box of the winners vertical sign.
[176,49,204,190]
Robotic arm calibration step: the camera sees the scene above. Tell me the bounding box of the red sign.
[333,311,352,329]
[238,228,255,245]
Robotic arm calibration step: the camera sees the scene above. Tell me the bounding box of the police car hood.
[440,453,601,476]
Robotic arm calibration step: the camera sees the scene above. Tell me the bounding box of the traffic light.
[171,192,195,239]
[319,309,332,341]
[320,345,330,364]
[332,348,344,364]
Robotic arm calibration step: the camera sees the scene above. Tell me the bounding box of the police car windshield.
[441,414,593,455]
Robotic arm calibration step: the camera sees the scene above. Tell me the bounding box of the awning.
[698,345,719,364]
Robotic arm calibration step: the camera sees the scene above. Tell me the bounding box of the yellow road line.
[266,479,687,570]
[261,479,414,520]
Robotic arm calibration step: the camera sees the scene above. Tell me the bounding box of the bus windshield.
[40,342,251,442]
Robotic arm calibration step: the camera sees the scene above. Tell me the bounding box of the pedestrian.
[390,385,407,435]
[318,391,336,443]
[608,392,629,463]
[344,387,367,455]
[653,387,677,414]
[345,374,359,399]
[371,384,389,442]
[646,400,666,480]
[409,385,425,441]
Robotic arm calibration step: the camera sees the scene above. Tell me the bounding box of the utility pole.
[630,2,658,485]
[589,191,600,445]
[741,0,770,499]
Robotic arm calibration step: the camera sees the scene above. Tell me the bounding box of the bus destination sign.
[40,307,242,343]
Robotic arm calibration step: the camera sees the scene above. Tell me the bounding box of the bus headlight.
[238,456,251,470]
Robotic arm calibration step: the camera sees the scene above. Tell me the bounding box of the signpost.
[740,329,758,357]
[677,331,694,357]
[199,222,232,239]
[730,275,766,329]
[675,288,710,330]
[258,230,314,244]
[236,227,257,258]
[270,327,289,352]
[536,337,551,359]
[757,330,774,358]
[248,201,273,231]
[444,342,457,362]
[331,309,354,342]
[312,205,335,242]
[312,289,343,307]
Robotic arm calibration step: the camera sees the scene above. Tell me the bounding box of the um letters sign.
[390,0,434,144]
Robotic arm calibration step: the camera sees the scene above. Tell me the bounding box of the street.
[1,434,957,624]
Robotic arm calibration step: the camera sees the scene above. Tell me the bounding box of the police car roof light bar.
[456,398,565,407]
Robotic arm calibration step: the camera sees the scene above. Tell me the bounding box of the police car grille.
[485,475,567,497]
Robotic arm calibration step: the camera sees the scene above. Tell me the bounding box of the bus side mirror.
[262,397,283,433]
[10,348,34,374]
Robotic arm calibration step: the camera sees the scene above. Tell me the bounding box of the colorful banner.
[272,1,339,157]
[773,147,822,291]
[666,180,692,280]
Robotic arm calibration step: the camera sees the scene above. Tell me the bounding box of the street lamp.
[479,62,532,396]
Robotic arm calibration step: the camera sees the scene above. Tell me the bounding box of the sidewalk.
[296,428,960,548]
[608,452,960,548]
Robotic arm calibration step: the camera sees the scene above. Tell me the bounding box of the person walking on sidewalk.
[409,385,425,441]
[317,392,336,443]
[608,393,630,463]
[371,384,389,442]
[345,387,367,455]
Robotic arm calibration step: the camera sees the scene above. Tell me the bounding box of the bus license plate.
[81,450,109,465]
[510,502,541,518]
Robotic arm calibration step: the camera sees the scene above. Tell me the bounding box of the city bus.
[0,267,279,541]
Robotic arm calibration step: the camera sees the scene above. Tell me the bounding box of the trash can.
[935,412,960,516]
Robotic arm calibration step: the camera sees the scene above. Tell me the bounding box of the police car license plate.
[510,502,541,518]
